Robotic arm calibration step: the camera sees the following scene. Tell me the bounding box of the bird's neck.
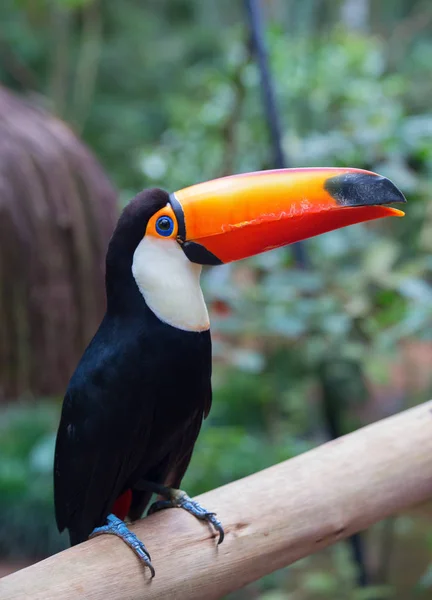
[131,237,210,332]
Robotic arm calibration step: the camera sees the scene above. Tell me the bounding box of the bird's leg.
[89,514,155,577]
[138,480,224,544]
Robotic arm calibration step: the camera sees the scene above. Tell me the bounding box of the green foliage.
[0,402,66,557]
[0,402,56,500]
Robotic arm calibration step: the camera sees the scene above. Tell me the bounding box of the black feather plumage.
[54,189,212,545]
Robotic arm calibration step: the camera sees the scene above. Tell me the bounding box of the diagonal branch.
[2,401,432,599]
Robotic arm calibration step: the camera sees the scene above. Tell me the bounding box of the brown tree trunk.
[0,86,118,402]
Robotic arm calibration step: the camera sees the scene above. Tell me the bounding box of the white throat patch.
[132,237,210,332]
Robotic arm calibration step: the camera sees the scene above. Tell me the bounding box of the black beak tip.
[324,172,407,208]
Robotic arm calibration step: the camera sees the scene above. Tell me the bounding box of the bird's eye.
[155,216,174,237]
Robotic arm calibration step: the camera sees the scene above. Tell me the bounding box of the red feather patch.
[112,489,132,521]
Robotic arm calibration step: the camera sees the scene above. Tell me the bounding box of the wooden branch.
[2,401,432,599]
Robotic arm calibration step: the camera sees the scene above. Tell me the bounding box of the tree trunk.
[0,86,118,402]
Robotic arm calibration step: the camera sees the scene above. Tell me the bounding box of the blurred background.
[0,0,432,598]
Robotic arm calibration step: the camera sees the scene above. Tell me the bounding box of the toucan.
[54,168,405,576]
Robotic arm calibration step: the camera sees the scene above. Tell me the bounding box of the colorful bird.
[54,168,405,576]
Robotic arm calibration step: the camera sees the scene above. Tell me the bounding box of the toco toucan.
[54,168,405,576]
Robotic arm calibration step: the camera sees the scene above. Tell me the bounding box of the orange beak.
[170,168,406,265]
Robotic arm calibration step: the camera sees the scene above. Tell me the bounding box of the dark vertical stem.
[72,0,103,134]
[318,358,370,589]
[245,0,369,588]
[49,5,72,119]
[373,517,396,585]
[244,0,307,268]
[244,0,284,169]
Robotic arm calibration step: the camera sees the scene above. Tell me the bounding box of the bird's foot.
[148,488,224,544]
[89,514,155,577]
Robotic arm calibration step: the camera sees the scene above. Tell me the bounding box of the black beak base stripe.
[182,242,223,266]
[168,192,223,265]
[169,192,186,243]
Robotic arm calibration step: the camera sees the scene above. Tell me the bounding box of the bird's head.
[107,168,406,330]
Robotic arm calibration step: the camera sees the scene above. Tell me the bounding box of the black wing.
[54,316,155,545]
[54,314,212,545]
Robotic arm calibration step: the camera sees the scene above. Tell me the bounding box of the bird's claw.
[148,491,224,544]
[89,514,155,577]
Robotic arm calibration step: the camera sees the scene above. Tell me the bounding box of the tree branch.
[2,401,432,599]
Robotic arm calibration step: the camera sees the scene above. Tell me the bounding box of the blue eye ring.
[155,215,174,237]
